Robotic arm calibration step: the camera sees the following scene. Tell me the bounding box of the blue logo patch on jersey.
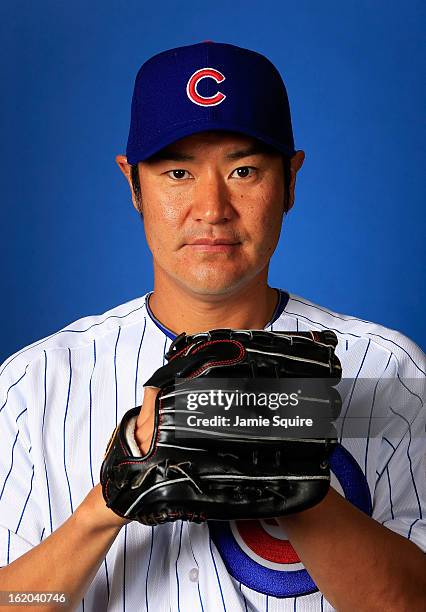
[208,444,372,598]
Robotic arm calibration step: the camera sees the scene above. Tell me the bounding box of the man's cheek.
[255,226,281,259]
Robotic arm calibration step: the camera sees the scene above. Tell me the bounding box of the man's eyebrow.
[146,143,276,163]
[147,150,195,162]
[225,145,274,160]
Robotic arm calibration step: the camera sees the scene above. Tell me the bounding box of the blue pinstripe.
[0,404,28,511]
[364,353,393,476]
[367,334,425,376]
[0,429,19,501]
[145,527,154,612]
[176,522,183,612]
[288,297,372,324]
[103,555,110,604]
[364,376,379,477]
[114,325,126,612]
[41,351,53,534]
[15,407,27,422]
[339,339,371,443]
[209,535,227,612]
[197,577,205,611]
[187,524,205,612]
[239,583,248,612]
[389,407,422,520]
[0,368,28,414]
[16,466,35,534]
[63,348,74,513]
[93,339,111,605]
[385,467,394,520]
[114,327,122,426]
[396,372,424,409]
[134,318,147,405]
[163,335,170,365]
[122,524,128,612]
[407,518,420,540]
[375,463,389,484]
[89,340,97,488]
[144,335,173,612]
[383,437,396,451]
[284,309,363,339]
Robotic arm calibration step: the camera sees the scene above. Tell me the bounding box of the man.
[0,42,424,611]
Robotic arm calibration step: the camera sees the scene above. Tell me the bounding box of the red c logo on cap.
[186,68,226,107]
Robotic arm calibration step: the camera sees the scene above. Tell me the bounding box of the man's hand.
[134,387,160,455]
[79,483,131,530]
[0,483,128,611]
[278,487,426,612]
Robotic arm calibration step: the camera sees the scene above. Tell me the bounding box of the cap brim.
[127,120,296,163]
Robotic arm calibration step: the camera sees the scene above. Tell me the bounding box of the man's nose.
[191,174,233,223]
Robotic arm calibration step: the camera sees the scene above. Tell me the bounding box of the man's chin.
[176,273,254,298]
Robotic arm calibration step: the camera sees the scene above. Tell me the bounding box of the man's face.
[135,132,290,297]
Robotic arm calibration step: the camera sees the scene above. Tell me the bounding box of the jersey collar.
[144,288,289,341]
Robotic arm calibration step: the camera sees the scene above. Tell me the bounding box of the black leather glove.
[100,329,342,525]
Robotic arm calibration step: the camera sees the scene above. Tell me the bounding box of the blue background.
[1,0,425,363]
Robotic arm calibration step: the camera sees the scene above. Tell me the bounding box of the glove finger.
[144,339,246,389]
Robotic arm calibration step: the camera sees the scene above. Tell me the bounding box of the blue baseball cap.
[126,41,296,164]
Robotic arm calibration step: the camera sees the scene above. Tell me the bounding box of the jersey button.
[189,568,199,582]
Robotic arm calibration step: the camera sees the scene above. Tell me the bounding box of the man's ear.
[115,155,142,214]
[286,150,305,213]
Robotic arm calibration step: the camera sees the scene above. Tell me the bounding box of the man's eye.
[167,169,191,180]
[231,166,255,179]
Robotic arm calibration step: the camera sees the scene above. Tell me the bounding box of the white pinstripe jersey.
[1,289,425,611]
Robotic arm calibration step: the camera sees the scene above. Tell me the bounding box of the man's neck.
[148,280,280,336]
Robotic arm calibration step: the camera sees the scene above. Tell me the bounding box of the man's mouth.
[184,238,241,252]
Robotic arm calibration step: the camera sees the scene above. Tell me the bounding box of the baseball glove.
[100,329,342,525]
